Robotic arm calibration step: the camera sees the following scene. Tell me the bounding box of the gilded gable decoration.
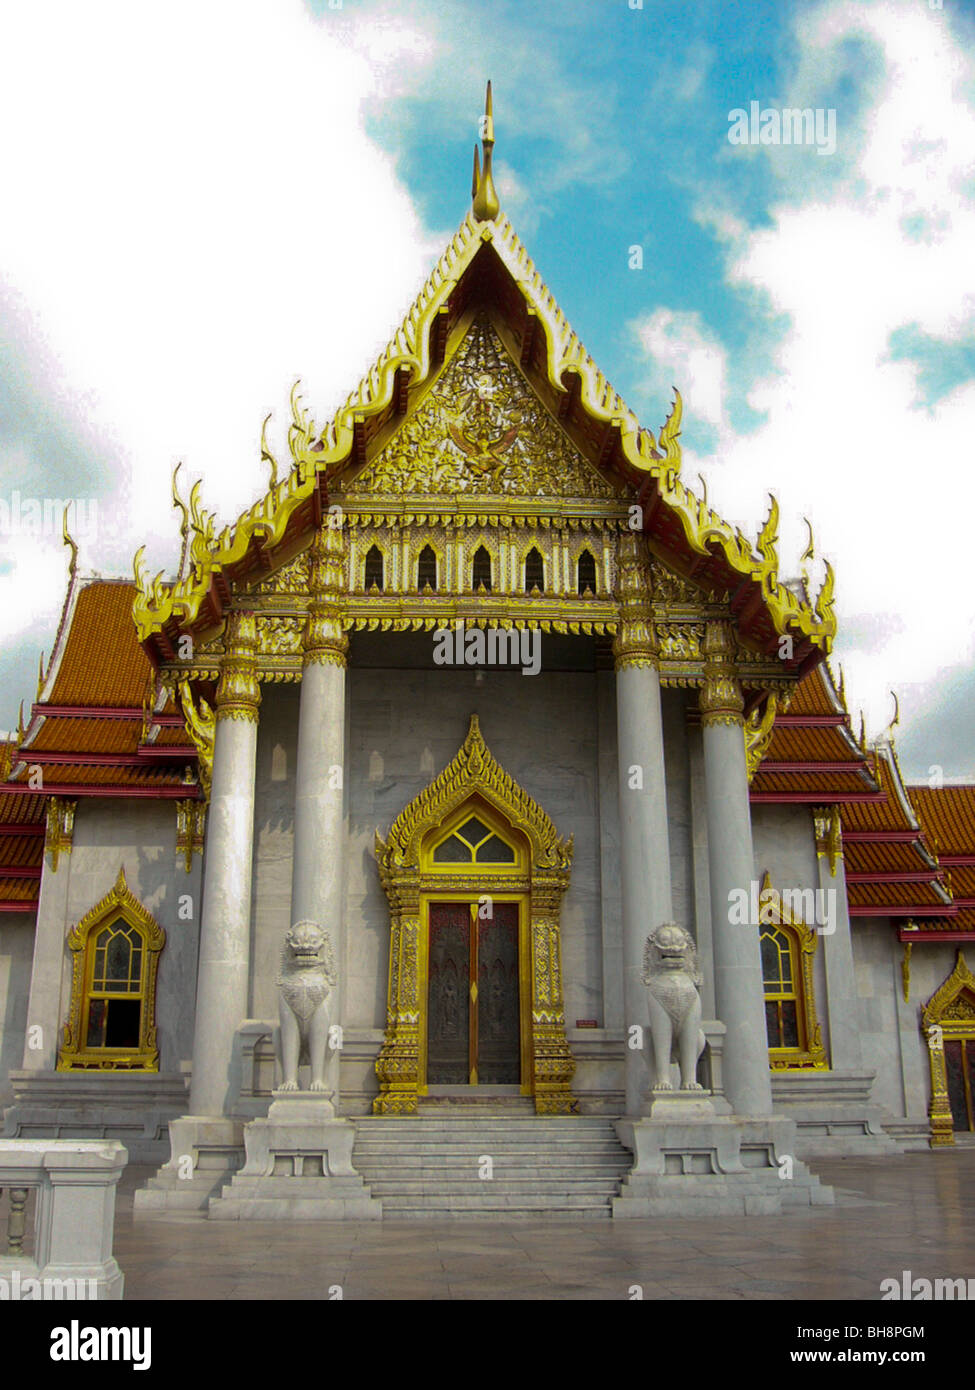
[349,318,622,502]
[922,951,975,1147]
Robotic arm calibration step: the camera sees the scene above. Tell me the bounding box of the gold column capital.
[216,610,261,722]
[613,532,658,670]
[304,526,349,668]
[700,619,743,727]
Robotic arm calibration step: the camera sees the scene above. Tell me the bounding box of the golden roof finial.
[16,700,25,746]
[800,517,814,592]
[62,503,78,580]
[37,651,45,701]
[472,80,499,222]
[883,690,900,742]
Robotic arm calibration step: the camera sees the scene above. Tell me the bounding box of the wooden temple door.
[427,900,520,1086]
[945,1038,975,1133]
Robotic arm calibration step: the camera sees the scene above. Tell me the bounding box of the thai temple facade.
[1,94,973,1217]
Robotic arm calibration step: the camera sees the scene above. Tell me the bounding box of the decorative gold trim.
[901,941,912,1004]
[922,951,975,1148]
[57,866,166,1071]
[175,799,206,873]
[745,694,777,783]
[374,715,575,1114]
[44,797,76,872]
[700,619,743,727]
[758,870,829,1071]
[813,805,843,874]
[179,680,214,801]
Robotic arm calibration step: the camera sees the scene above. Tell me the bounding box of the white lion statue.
[641,923,706,1092]
[276,921,337,1093]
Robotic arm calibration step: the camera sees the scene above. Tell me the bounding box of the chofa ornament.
[641,923,706,1092]
[276,921,337,1093]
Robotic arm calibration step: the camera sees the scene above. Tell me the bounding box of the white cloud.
[671,0,975,749]
[0,0,437,627]
[630,308,730,434]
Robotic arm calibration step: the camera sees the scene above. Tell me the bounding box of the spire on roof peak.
[472,80,499,222]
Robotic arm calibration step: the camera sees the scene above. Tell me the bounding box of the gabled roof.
[906,785,975,937]
[132,174,836,674]
[2,581,198,803]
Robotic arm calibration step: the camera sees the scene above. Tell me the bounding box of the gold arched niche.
[922,950,975,1148]
[373,714,576,1114]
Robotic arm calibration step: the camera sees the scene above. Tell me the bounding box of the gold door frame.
[922,950,975,1148]
[421,893,530,1092]
[374,714,576,1114]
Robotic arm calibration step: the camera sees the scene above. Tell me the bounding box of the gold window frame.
[758,870,828,1071]
[57,866,166,1071]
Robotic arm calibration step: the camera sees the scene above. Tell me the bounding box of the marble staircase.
[352,1103,632,1218]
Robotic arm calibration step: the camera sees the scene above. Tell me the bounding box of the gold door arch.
[922,951,975,1147]
[373,715,576,1114]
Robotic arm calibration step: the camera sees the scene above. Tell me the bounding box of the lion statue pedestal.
[208,923,381,1221]
[612,922,834,1217]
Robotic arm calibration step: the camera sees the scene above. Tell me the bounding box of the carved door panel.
[427,902,472,1084]
[477,902,520,1084]
[944,1039,975,1132]
[427,899,520,1086]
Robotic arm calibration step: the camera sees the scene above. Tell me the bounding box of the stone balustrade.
[0,1139,127,1300]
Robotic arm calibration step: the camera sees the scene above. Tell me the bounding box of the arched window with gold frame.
[758,870,828,1070]
[57,866,166,1071]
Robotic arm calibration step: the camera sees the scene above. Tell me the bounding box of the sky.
[0,0,973,779]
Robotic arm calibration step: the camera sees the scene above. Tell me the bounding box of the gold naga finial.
[697,472,708,510]
[858,710,867,753]
[472,80,500,222]
[261,412,279,491]
[883,690,900,742]
[658,389,683,476]
[172,461,190,580]
[16,700,25,746]
[62,503,78,580]
[36,651,45,701]
[800,517,814,592]
[837,662,846,708]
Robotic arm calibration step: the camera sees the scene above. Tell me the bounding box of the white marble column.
[614,534,673,1116]
[22,799,75,1070]
[188,611,260,1117]
[814,806,863,1071]
[290,526,348,1096]
[700,620,772,1117]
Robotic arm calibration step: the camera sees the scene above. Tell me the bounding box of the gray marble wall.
[0,914,34,1100]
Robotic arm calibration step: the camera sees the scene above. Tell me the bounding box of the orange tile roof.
[47,582,154,708]
[908,786,975,856]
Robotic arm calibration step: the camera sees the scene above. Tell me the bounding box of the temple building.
[2,91,974,1217]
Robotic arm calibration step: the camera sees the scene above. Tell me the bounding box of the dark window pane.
[105,998,141,1049]
[578,550,597,596]
[764,999,780,1048]
[86,998,108,1049]
[760,933,779,987]
[418,545,437,591]
[459,816,491,845]
[475,835,515,863]
[365,546,383,590]
[525,548,544,593]
[433,834,473,863]
[472,546,492,591]
[781,1000,799,1049]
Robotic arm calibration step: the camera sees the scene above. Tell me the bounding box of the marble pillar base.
[133,1116,245,1215]
[208,1093,381,1220]
[613,1095,834,1216]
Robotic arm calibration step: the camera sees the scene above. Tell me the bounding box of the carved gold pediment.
[347,318,624,504]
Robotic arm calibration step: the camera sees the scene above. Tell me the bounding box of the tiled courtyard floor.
[115,1150,975,1300]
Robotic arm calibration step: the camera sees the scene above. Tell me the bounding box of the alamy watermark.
[0,492,98,539]
[728,102,836,156]
[0,1272,98,1300]
[728,880,836,934]
[433,619,541,676]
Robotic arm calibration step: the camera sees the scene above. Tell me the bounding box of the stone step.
[381,1205,612,1220]
[354,1157,628,1171]
[363,1179,623,1196]
[352,1143,626,1156]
